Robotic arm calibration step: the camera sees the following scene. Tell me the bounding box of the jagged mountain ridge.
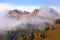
[8,7,60,19]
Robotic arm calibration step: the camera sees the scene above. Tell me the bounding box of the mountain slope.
[44,24,60,40]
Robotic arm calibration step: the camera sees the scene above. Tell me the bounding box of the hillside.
[44,24,60,40]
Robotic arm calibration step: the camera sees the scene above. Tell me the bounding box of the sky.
[0,0,60,6]
[0,0,60,12]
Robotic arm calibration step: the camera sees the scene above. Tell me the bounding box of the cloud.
[0,3,39,12]
[48,6,60,13]
[45,0,60,6]
[0,3,60,13]
[45,0,58,2]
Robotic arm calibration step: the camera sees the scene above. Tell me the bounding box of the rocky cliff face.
[8,9,30,19]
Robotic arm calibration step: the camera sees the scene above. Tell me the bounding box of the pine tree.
[30,32,34,40]
[40,30,46,39]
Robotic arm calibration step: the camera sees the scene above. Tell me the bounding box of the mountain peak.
[37,7,60,19]
[28,9,39,16]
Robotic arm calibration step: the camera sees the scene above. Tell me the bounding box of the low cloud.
[49,6,60,13]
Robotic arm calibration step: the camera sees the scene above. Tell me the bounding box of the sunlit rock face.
[7,9,30,19]
[0,7,60,32]
[27,9,39,16]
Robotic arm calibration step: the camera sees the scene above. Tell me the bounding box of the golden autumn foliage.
[0,36,6,40]
[16,37,23,40]
[44,24,60,40]
[33,33,43,40]
[23,35,30,40]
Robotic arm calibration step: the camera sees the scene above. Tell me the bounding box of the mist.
[0,9,55,31]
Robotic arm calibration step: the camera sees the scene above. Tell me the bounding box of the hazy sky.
[0,0,60,6]
[0,0,60,12]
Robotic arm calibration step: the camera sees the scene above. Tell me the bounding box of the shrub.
[16,37,23,40]
[0,36,6,40]
[55,19,60,25]
[23,35,30,40]
[30,32,34,40]
[40,30,46,39]
[45,26,50,31]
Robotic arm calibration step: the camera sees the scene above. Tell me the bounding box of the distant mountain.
[7,9,30,19]
[24,11,30,14]
[9,9,28,15]
[9,9,30,14]
[36,7,60,19]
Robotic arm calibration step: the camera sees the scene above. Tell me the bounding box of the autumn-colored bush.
[0,36,6,40]
[23,35,30,40]
[16,37,23,40]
